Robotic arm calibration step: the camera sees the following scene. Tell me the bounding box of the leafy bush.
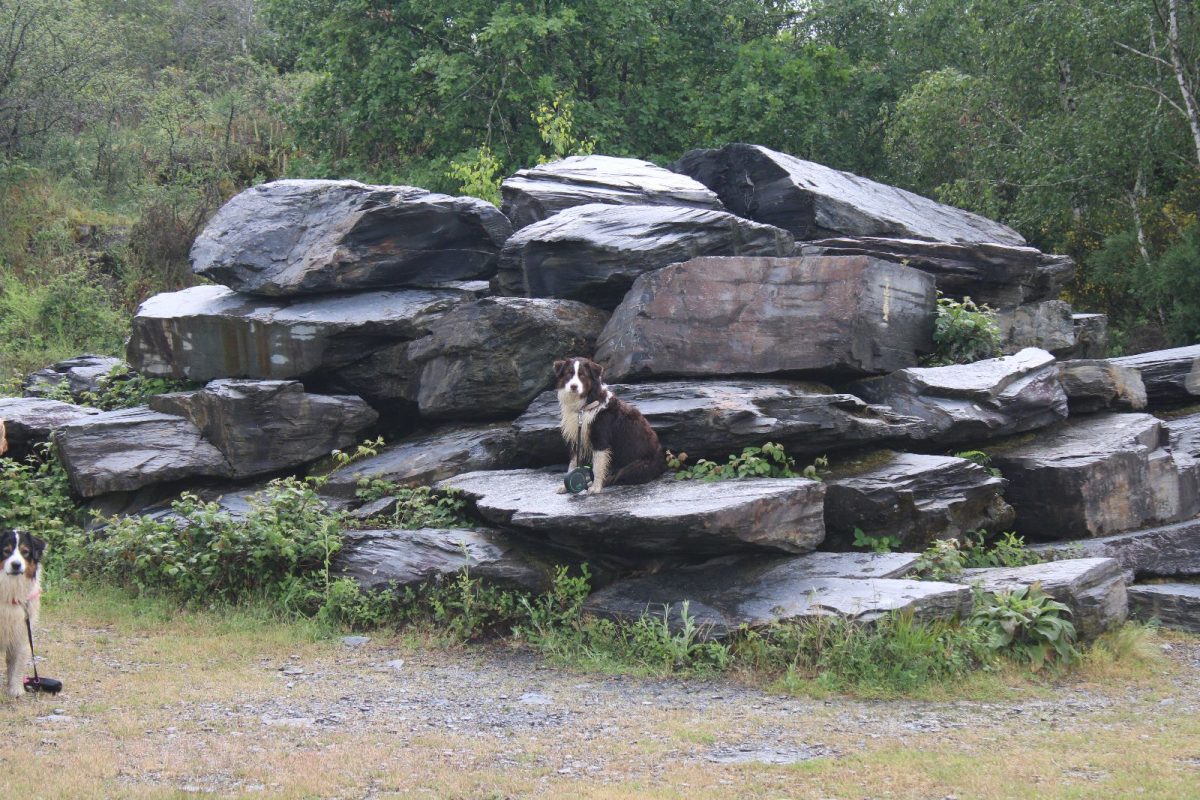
[667,443,826,481]
[852,526,902,554]
[968,583,1079,671]
[72,478,342,612]
[353,480,473,529]
[0,446,79,547]
[926,294,1002,366]
[913,530,1043,581]
[79,369,196,411]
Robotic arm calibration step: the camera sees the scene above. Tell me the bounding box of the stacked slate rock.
[23,147,1200,635]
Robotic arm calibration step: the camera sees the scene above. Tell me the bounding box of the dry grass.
[1,587,1198,799]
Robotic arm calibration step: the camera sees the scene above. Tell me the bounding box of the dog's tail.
[610,448,667,486]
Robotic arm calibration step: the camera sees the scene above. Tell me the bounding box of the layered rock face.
[494,203,794,309]
[22,355,129,401]
[1111,344,1200,407]
[672,143,1027,245]
[191,179,513,296]
[500,155,723,230]
[595,255,936,381]
[0,397,99,456]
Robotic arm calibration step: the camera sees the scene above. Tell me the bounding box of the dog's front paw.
[586,485,604,495]
[5,683,22,699]
[556,484,569,495]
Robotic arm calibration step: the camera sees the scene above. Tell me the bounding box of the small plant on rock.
[968,583,1080,671]
[926,293,1002,366]
[668,443,825,482]
[852,527,902,554]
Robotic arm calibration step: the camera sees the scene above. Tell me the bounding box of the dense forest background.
[2,0,1198,384]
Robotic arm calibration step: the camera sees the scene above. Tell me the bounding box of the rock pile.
[7,147,1200,636]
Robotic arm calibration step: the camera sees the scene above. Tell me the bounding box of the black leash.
[24,610,40,684]
[22,601,62,694]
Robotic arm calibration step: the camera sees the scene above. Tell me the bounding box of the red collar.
[9,586,40,604]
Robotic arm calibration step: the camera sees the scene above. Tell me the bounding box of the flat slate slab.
[1111,344,1200,407]
[512,380,921,464]
[500,155,723,230]
[318,423,526,499]
[800,237,1073,307]
[55,408,231,497]
[1127,583,1200,632]
[127,284,470,381]
[962,558,1128,640]
[583,552,968,639]
[191,179,512,296]
[823,452,1013,551]
[22,355,129,401]
[438,469,826,557]
[595,255,935,381]
[851,348,1068,446]
[335,528,558,594]
[0,397,99,454]
[148,380,378,478]
[1033,517,1200,581]
[494,203,794,310]
[990,413,1200,540]
[672,143,1026,245]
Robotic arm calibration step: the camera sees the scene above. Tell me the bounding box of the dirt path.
[2,599,1200,799]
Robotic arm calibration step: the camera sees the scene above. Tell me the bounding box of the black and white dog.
[553,357,665,494]
[1,529,45,699]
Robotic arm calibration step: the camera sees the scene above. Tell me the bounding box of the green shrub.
[79,368,196,410]
[0,446,79,547]
[914,531,1043,581]
[926,293,1002,366]
[667,443,826,481]
[852,526,901,554]
[968,583,1079,671]
[352,480,473,529]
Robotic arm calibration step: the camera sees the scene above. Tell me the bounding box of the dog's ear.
[27,533,46,562]
[553,359,567,377]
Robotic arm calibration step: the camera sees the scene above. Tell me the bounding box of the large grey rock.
[0,397,99,455]
[191,179,512,296]
[513,380,921,465]
[336,528,557,593]
[500,155,723,230]
[22,355,129,401]
[1111,344,1200,407]
[406,297,609,420]
[1033,518,1200,582]
[851,348,1068,446]
[583,553,970,639]
[438,469,826,557]
[995,300,1076,355]
[1058,359,1148,414]
[148,380,378,478]
[672,143,1026,245]
[800,237,1073,306]
[494,203,794,309]
[319,424,526,499]
[962,558,1128,640]
[823,452,1014,551]
[1064,313,1109,360]
[1127,583,1200,632]
[127,285,469,381]
[990,413,1200,540]
[595,255,936,381]
[55,408,231,497]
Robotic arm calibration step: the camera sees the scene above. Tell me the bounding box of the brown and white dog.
[553,357,665,494]
[1,529,45,698]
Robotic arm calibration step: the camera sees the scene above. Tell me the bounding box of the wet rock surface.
[126,284,471,381]
[438,469,827,557]
[406,297,609,420]
[595,255,935,381]
[1058,359,1147,414]
[500,155,723,230]
[148,380,378,478]
[494,203,793,310]
[584,553,969,638]
[1127,583,1200,632]
[512,380,921,465]
[1064,313,1109,360]
[318,423,526,499]
[995,300,1076,355]
[0,397,99,455]
[191,179,512,296]
[335,527,558,593]
[22,354,129,401]
[823,452,1013,551]
[1111,344,1200,407]
[55,407,232,497]
[851,348,1068,446]
[800,236,1072,306]
[990,413,1200,540]
[962,558,1128,640]
[1034,518,1200,581]
[672,143,1026,245]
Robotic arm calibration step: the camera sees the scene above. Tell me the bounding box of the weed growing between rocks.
[924,293,1003,366]
[912,530,1044,581]
[666,443,828,481]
